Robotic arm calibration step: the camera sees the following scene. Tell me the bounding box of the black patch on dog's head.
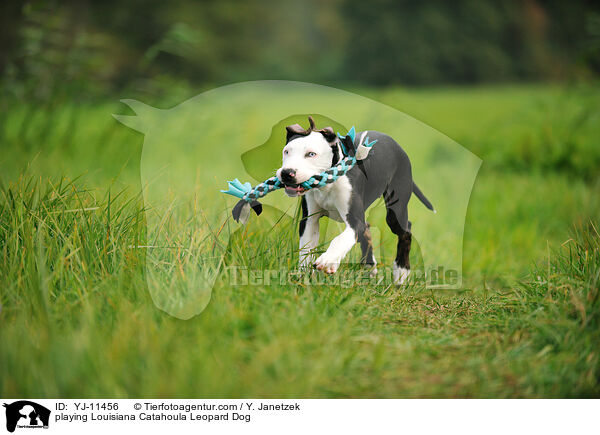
[285,116,342,166]
[285,116,337,144]
[285,123,310,142]
[318,126,336,142]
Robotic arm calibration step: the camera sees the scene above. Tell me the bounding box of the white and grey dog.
[276,116,435,285]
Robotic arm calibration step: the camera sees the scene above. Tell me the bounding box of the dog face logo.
[114,80,481,319]
[3,401,50,432]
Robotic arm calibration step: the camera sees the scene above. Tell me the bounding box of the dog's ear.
[308,116,316,130]
[318,126,336,142]
[286,123,308,141]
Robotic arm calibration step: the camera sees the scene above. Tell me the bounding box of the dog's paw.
[369,266,378,278]
[393,264,410,285]
[365,259,378,277]
[299,256,314,272]
[298,261,316,273]
[314,251,342,274]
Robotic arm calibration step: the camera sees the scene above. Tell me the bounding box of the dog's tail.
[413,182,436,213]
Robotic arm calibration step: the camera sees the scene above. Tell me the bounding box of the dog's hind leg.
[384,189,412,285]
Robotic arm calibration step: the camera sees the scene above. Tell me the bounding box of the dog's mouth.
[283,184,306,197]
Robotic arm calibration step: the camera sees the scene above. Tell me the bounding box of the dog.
[276,116,435,284]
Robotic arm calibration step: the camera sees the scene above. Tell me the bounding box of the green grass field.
[1,84,599,397]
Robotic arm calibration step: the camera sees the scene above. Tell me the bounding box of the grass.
[0,83,599,397]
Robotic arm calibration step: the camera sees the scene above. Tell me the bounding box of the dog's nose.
[280,168,297,183]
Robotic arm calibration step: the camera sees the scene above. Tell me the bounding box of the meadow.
[1,84,599,397]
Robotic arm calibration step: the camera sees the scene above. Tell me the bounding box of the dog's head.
[277,116,339,197]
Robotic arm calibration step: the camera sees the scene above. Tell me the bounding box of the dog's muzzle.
[279,168,307,196]
[283,184,306,197]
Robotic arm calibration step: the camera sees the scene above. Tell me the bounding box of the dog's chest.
[308,176,352,222]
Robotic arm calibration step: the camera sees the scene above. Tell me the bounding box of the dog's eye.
[283,149,289,155]
[305,152,316,158]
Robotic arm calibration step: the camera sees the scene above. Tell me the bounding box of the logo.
[3,401,50,433]
[115,81,481,319]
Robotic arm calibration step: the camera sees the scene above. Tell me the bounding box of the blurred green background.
[1,0,600,398]
[1,0,600,101]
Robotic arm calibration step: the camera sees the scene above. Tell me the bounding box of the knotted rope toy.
[221,123,377,224]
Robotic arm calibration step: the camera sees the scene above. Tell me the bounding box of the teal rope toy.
[221,126,377,224]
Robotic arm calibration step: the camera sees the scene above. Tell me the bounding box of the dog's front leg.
[299,197,320,270]
[314,224,356,274]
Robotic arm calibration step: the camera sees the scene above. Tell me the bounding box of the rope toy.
[221,125,377,224]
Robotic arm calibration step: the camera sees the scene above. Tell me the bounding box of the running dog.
[277,116,435,284]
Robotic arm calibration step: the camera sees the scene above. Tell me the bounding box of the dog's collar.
[331,138,343,166]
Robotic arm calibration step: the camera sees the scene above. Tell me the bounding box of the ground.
[0,84,599,397]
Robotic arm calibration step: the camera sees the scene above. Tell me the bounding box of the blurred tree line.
[0,0,599,100]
